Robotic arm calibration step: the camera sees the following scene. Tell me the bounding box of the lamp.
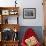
[14,28,17,32]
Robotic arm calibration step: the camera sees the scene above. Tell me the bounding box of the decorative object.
[2,28,13,41]
[5,18,8,24]
[13,32,18,41]
[15,0,17,7]
[2,16,8,24]
[25,36,38,46]
[14,28,17,32]
[2,10,9,15]
[23,8,36,19]
[9,10,18,15]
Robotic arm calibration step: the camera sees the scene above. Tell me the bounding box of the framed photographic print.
[23,8,36,19]
[2,10,9,15]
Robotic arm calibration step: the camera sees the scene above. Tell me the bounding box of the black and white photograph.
[23,8,36,19]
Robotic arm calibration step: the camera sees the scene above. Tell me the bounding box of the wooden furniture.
[0,7,19,24]
[0,24,19,32]
[2,40,19,46]
[0,7,20,46]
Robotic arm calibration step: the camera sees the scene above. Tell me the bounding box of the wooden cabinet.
[0,41,19,46]
[0,7,20,46]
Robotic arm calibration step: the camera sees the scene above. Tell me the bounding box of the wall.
[0,0,44,45]
[0,0,44,26]
[18,0,44,26]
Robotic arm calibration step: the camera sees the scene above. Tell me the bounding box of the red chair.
[21,28,41,46]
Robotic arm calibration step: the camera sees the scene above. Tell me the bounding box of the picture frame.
[2,10,9,15]
[23,8,36,19]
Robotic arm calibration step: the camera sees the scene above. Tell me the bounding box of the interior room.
[0,0,45,46]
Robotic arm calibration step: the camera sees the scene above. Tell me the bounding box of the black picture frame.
[23,8,36,19]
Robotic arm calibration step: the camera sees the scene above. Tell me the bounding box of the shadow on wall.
[18,26,44,44]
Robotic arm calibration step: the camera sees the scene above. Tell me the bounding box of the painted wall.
[0,0,44,26]
[18,0,44,26]
[0,0,44,44]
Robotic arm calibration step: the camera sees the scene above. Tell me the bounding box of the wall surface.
[18,0,44,26]
[0,0,44,26]
[0,0,44,45]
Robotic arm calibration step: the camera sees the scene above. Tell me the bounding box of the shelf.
[0,7,19,16]
[2,40,19,43]
[1,40,19,46]
[0,7,19,10]
[0,7,20,46]
[1,15,19,24]
[0,24,20,32]
[0,7,19,24]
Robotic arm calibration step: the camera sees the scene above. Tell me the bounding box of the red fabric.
[21,28,41,46]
